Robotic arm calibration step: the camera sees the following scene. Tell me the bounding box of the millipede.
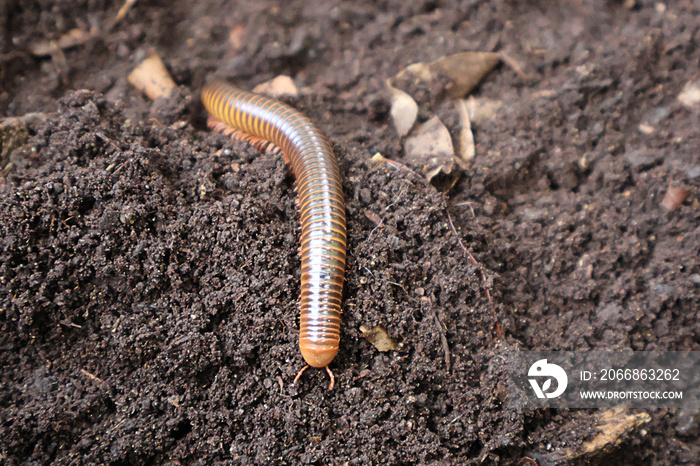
[201,80,346,390]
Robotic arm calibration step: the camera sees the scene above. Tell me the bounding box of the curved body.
[201,80,346,369]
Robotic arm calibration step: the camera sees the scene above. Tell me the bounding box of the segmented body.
[201,80,346,373]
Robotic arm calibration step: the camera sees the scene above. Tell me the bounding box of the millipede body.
[201,80,346,379]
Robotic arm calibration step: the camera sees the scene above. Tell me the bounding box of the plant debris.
[387,81,418,137]
[28,27,96,56]
[391,51,500,103]
[536,408,651,463]
[678,79,700,110]
[456,99,475,163]
[359,325,398,352]
[661,184,691,211]
[252,75,299,98]
[404,116,460,189]
[128,50,177,100]
[115,0,138,22]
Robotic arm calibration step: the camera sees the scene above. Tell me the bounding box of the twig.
[454,201,476,218]
[386,158,416,174]
[80,369,107,385]
[365,214,384,243]
[387,281,406,292]
[423,297,450,372]
[446,210,502,338]
[115,0,138,22]
[29,28,96,57]
[499,52,529,80]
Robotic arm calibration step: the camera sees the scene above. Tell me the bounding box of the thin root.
[293,365,335,391]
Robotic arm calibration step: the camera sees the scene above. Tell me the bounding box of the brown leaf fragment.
[395,52,499,98]
[404,116,460,189]
[661,184,691,211]
[456,100,475,163]
[428,52,500,99]
[359,325,398,352]
[390,52,500,109]
[252,75,298,98]
[387,81,418,137]
[404,116,454,165]
[577,408,650,459]
[424,164,459,189]
[539,407,650,463]
[403,62,433,82]
[128,51,176,100]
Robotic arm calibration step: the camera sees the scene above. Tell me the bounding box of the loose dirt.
[1,0,699,464]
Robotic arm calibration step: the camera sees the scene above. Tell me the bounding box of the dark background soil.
[1,0,699,464]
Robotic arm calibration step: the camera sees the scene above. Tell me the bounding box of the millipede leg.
[208,116,282,156]
[292,365,335,391]
[326,366,335,391]
[293,364,309,385]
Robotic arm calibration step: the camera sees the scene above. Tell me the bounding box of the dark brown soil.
[2,0,699,464]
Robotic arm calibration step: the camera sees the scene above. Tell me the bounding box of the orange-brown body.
[201,80,346,373]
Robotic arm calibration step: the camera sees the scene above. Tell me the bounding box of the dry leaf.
[573,408,650,460]
[538,407,650,463]
[128,51,176,100]
[404,116,460,190]
[387,81,418,137]
[678,79,700,110]
[403,62,434,81]
[404,116,454,163]
[252,75,298,98]
[405,116,454,169]
[395,51,500,100]
[456,100,475,163]
[428,52,500,98]
[359,325,398,351]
